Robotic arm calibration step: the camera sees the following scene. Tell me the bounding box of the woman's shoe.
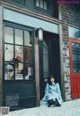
[48,99,54,107]
[54,98,61,107]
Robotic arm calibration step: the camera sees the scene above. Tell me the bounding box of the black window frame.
[3,22,35,81]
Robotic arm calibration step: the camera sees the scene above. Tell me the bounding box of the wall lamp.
[38,28,43,41]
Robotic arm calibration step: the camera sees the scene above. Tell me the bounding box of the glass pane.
[15,63,23,80]
[4,26,13,43]
[36,0,39,7]
[44,1,47,10]
[5,62,14,80]
[72,42,80,72]
[24,31,32,46]
[40,0,43,8]
[15,29,23,45]
[24,47,32,62]
[20,64,33,80]
[15,46,23,62]
[5,44,14,61]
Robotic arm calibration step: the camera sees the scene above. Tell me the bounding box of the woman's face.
[50,77,55,84]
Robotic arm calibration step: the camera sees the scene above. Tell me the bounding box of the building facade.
[0,0,80,110]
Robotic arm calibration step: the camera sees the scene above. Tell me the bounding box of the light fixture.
[38,28,43,41]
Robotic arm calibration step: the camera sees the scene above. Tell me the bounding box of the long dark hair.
[48,75,55,85]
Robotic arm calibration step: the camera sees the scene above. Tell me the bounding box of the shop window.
[36,0,48,10]
[4,26,33,81]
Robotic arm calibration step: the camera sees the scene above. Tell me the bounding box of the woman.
[42,75,63,107]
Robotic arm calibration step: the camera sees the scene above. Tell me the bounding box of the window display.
[5,44,14,61]
[24,47,32,63]
[4,26,33,80]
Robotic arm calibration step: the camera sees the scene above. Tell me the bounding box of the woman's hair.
[48,75,55,85]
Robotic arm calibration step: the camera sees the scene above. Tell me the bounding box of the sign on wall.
[3,8,59,34]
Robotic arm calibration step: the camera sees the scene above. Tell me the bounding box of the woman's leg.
[48,99,54,107]
[54,98,61,107]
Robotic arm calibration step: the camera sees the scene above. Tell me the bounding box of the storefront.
[0,6,62,110]
[0,1,79,111]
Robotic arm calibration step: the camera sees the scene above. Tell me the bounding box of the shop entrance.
[40,31,61,99]
[69,37,80,98]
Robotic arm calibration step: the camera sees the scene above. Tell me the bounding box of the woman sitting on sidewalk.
[42,75,63,107]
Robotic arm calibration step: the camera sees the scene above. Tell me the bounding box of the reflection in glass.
[44,1,47,10]
[40,0,43,8]
[5,62,14,80]
[15,63,23,80]
[15,46,23,61]
[24,47,32,63]
[36,0,39,7]
[24,31,32,46]
[25,66,33,80]
[4,26,14,43]
[20,64,33,80]
[4,26,33,81]
[5,44,14,61]
[15,29,23,45]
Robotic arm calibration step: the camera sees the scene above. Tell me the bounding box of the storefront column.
[59,5,65,101]
[35,37,40,106]
[0,5,3,106]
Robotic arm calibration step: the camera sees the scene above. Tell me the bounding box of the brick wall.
[61,5,80,100]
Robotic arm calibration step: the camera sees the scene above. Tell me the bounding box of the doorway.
[40,31,61,99]
[69,37,80,98]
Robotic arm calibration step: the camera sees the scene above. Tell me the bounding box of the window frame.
[35,0,48,10]
[3,22,35,81]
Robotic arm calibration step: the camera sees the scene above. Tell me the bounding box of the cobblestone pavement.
[1,99,80,116]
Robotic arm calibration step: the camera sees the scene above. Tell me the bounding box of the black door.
[40,32,61,99]
[3,22,36,110]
